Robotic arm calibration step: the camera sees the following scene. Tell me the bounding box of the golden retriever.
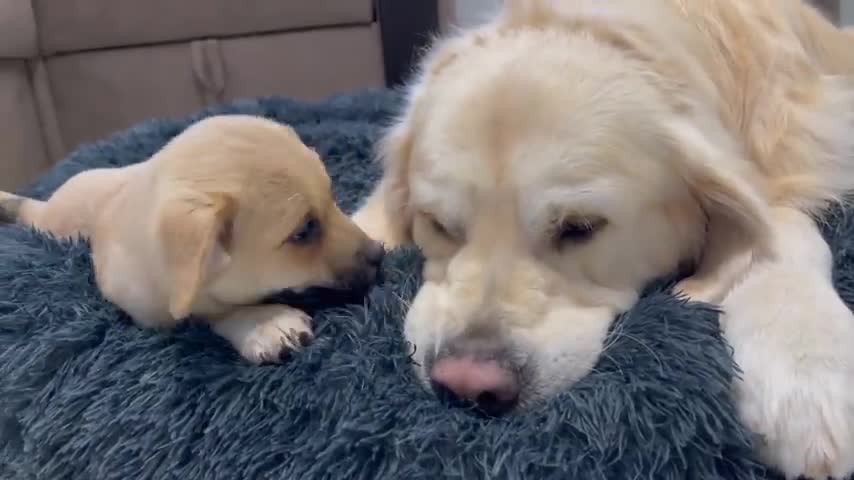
[0,115,384,364]
[353,0,854,477]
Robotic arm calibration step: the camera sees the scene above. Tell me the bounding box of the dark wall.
[811,0,841,23]
[378,0,440,88]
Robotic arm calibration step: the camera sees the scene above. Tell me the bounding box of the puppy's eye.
[288,217,321,245]
[555,217,606,247]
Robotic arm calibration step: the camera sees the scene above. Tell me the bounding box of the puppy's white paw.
[212,305,313,364]
[240,310,313,364]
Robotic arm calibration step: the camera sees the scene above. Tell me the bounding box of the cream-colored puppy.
[1,115,384,364]
[353,0,854,477]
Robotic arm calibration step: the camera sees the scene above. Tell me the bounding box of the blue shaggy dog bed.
[4,89,850,479]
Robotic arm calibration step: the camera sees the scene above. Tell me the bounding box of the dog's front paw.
[720,206,854,479]
[212,305,314,364]
[735,357,854,480]
[727,294,854,480]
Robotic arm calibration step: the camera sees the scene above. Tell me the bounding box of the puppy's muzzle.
[336,239,385,291]
[261,241,385,312]
[426,330,525,417]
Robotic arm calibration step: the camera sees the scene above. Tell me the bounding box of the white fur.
[353,0,854,477]
[723,208,854,479]
[212,305,313,365]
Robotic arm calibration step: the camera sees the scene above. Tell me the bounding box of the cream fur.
[353,0,854,477]
[1,115,381,365]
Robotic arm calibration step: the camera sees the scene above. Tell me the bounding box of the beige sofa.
[0,0,453,190]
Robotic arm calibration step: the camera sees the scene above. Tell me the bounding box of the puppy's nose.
[337,240,385,291]
[430,354,521,416]
[362,240,385,267]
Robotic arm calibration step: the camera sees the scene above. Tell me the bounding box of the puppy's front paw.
[212,305,314,365]
[241,309,313,364]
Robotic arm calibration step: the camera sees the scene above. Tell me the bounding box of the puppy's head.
[380,7,771,415]
[151,115,384,319]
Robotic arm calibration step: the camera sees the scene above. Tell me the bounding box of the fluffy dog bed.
[3,89,849,479]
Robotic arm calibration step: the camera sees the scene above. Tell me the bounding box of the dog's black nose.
[363,240,385,267]
[428,334,522,417]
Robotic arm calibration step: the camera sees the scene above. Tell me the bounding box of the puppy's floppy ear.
[156,192,235,319]
[665,119,775,302]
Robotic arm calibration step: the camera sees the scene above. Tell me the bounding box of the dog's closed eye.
[554,216,607,248]
[287,215,322,245]
[423,212,463,242]
[429,216,451,238]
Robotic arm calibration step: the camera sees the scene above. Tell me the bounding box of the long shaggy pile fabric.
[4,89,852,479]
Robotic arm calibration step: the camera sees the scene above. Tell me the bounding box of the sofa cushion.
[44,42,209,156]
[219,25,385,101]
[0,0,38,59]
[0,62,51,189]
[35,0,375,55]
[44,25,385,157]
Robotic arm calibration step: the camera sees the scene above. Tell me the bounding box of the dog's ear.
[156,193,235,319]
[377,119,417,244]
[665,119,775,302]
[353,96,420,249]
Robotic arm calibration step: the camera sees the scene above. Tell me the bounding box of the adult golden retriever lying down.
[353,0,854,478]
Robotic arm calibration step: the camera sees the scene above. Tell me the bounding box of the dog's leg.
[209,305,314,364]
[722,206,854,480]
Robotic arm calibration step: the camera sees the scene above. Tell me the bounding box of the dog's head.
[150,115,384,319]
[378,3,772,415]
